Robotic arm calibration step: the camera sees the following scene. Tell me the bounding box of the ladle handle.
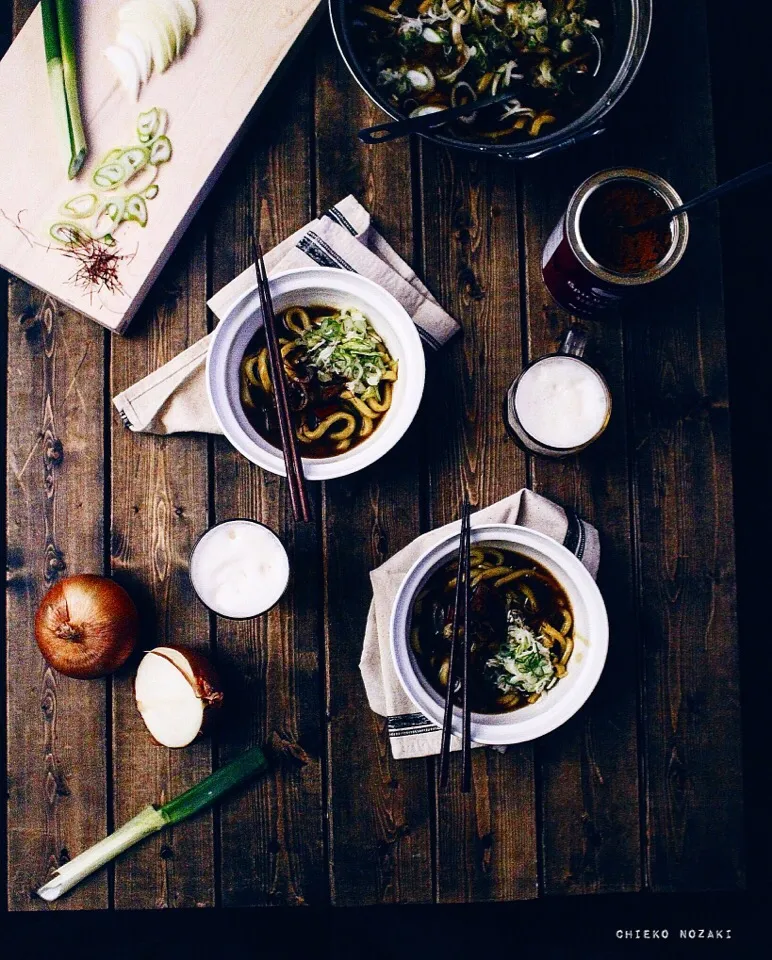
[357,91,516,145]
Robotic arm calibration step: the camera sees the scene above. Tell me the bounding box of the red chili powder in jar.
[580,180,673,274]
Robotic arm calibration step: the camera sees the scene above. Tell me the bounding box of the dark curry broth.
[411,546,574,713]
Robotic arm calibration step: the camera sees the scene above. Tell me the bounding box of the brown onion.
[134,646,224,747]
[35,575,139,679]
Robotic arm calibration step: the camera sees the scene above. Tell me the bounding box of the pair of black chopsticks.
[438,497,473,793]
[251,233,311,523]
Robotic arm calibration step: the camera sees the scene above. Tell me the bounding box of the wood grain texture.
[314,24,433,906]
[109,224,213,909]
[0,0,323,332]
[612,2,744,891]
[419,142,536,902]
[5,0,107,912]
[208,64,326,908]
[520,146,642,895]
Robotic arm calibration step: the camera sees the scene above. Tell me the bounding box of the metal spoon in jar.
[622,160,772,233]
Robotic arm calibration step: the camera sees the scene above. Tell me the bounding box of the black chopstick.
[251,234,311,523]
[461,499,472,793]
[438,496,472,791]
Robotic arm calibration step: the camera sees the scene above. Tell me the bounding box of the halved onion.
[135,646,223,748]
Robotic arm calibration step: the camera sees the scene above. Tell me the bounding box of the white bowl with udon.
[390,523,608,745]
[207,268,426,480]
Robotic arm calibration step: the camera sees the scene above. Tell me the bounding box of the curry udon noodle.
[411,545,574,712]
[240,304,399,458]
[352,0,604,143]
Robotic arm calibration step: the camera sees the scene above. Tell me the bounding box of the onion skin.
[35,575,139,679]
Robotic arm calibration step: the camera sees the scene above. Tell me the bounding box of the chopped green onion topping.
[486,608,555,696]
[295,308,392,399]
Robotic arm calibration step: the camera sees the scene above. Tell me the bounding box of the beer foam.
[514,356,609,450]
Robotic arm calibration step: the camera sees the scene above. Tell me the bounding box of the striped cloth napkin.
[360,489,600,760]
[113,195,458,434]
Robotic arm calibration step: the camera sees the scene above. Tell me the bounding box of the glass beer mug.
[503,327,612,458]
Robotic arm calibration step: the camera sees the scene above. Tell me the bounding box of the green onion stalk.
[36,745,269,902]
[42,0,87,178]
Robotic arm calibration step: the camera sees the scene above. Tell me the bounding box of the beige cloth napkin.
[361,489,600,760]
[113,196,459,434]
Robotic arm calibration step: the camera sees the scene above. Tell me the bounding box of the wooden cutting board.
[0,0,322,333]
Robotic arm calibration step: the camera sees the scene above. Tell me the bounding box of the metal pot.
[329,0,652,160]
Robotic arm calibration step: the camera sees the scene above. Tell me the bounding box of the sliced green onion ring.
[125,194,148,227]
[60,193,98,219]
[149,135,172,164]
[50,222,90,245]
[93,162,128,189]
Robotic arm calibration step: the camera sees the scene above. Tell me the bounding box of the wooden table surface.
[4,0,745,909]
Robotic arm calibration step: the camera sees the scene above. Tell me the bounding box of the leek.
[36,745,269,902]
[42,0,87,178]
[41,0,71,172]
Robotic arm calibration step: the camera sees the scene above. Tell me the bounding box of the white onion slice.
[173,0,197,36]
[155,0,188,54]
[116,28,151,84]
[120,2,176,70]
[104,44,141,102]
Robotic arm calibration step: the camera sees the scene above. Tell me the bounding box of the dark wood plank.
[419,143,536,901]
[110,228,214,909]
[613,3,744,891]
[209,59,326,908]
[314,24,433,905]
[5,0,107,912]
[520,146,642,894]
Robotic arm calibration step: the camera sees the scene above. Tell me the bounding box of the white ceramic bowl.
[207,268,426,480]
[390,523,609,745]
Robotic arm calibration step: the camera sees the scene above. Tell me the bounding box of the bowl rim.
[206,267,426,480]
[389,522,609,745]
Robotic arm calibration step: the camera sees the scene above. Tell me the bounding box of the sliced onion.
[154,0,187,56]
[120,3,175,71]
[409,104,448,118]
[439,51,471,84]
[103,44,142,102]
[406,66,436,92]
[116,28,151,84]
[422,26,444,43]
[476,0,504,14]
[173,0,198,35]
[451,80,477,123]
